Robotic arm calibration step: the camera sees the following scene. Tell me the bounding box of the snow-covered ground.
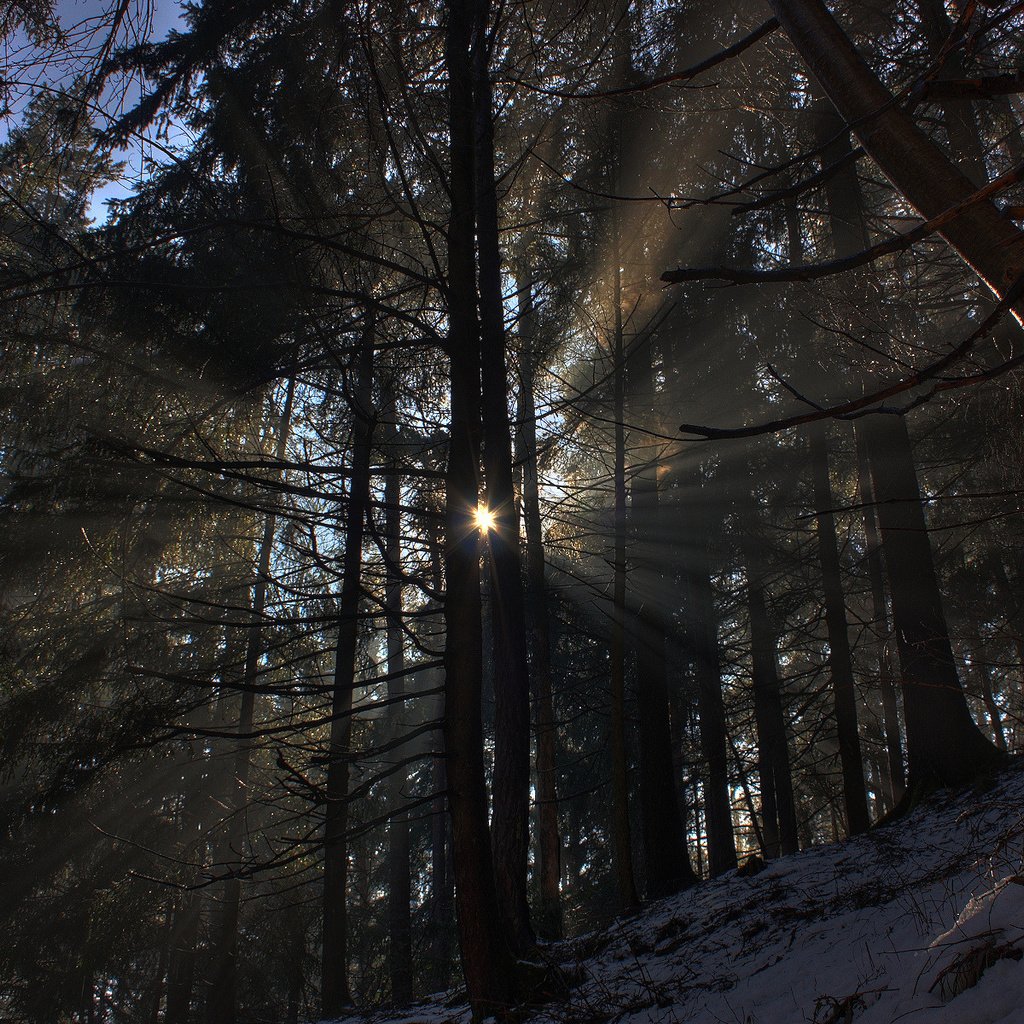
[336,762,1024,1024]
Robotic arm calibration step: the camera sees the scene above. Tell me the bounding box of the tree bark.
[682,474,737,877]
[808,422,870,835]
[515,279,564,939]
[473,14,534,951]
[321,331,374,1018]
[207,374,296,1024]
[861,413,1000,788]
[443,1,517,1015]
[854,425,905,805]
[605,240,640,912]
[383,403,413,1005]
[742,523,799,857]
[628,338,699,895]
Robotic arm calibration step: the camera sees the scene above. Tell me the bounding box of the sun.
[473,504,497,533]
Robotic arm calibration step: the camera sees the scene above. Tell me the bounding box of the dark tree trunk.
[429,744,454,992]
[628,339,699,896]
[608,221,640,913]
[682,476,737,877]
[854,425,906,805]
[804,79,1002,792]
[784,129,869,836]
[424,524,455,993]
[443,1,517,1015]
[207,375,296,1024]
[861,414,1001,788]
[515,280,563,939]
[165,892,200,1024]
[471,4,534,954]
[742,527,799,858]
[808,423,870,835]
[321,332,374,1018]
[384,424,413,1004]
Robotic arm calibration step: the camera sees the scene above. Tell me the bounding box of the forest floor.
[334,762,1024,1024]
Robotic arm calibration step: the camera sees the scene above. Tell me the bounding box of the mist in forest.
[1,1,1023,1022]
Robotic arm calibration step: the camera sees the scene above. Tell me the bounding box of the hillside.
[351,764,1024,1024]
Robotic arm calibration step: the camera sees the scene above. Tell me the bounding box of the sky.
[46,0,187,219]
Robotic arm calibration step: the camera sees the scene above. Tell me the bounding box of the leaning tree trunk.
[321,330,374,1018]
[473,17,534,952]
[767,0,1024,306]
[443,0,517,1015]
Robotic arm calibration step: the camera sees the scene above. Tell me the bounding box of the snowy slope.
[336,763,1024,1024]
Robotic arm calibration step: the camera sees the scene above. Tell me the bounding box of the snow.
[326,764,1024,1024]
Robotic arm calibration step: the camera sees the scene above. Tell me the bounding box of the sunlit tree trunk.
[321,331,374,1017]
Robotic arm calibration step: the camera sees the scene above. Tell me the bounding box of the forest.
[2,0,1024,1021]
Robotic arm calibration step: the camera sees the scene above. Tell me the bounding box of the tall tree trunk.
[474,27,534,949]
[424,521,455,993]
[515,279,563,939]
[443,1,517,1015]
[808,422,870,835]
[861,413,1000,788]
[784,146,869,836]
[608,238,640,912]
[384,406,413,1004]
[628,338,699,896]
[741,521,799,857]
[806,83,1001,792]
[321,331,374,1018]
[207,374,296,1024]
[767,0,1024,305]
[854,426,905,805]
[683,474,737,877]
[165,892,200,1024]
